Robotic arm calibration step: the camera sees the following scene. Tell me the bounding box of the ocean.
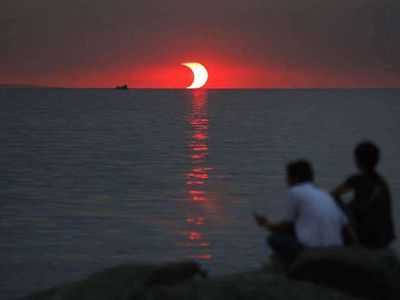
[1,88,400,299]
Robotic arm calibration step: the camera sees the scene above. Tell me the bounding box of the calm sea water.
[1,88,400,299]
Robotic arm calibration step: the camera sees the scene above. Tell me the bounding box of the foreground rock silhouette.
[288,247,400,300]
[25,247,400,300]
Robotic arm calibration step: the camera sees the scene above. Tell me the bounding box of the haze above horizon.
[1,1,399,88]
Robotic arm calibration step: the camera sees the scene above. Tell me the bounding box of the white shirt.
[285,183,348,247]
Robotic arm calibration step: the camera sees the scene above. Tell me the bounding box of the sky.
[0,0,399,88]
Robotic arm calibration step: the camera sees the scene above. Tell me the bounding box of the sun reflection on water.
[184,89,212,261]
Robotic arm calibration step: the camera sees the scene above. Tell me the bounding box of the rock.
[25,263,153,300]
[288,246,400,300]
[25,261,358,300]
[150,271,358,300]
[146,261,207,286]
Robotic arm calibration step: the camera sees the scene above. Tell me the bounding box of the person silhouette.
[332,142,394,248]
[255,160,353,267]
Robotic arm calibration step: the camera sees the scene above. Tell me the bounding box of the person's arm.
[254,190,296,234]
[332,181,351,199]
[254,214,293,233]
[342,224,358,245]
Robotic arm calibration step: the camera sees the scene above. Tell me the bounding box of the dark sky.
[1,0,399,88]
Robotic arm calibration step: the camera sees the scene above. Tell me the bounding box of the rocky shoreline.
[25,247,400,300]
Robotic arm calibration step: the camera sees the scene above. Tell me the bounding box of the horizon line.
[1,85,400,90]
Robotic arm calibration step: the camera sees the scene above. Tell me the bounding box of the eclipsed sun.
[182,62,208,89]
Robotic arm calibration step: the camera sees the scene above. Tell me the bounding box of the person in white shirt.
[255,160,355,266]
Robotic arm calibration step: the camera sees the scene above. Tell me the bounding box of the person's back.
[288,183,347,247]
[333,142,395,248]
[347,171,393,247]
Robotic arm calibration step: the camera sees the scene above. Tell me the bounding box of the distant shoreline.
[1,84,399,90]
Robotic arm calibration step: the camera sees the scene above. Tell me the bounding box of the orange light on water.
[191,118,208,126]
[181,89,212,260]
[187,172,209,180]
[187,190,207,201]
[192,145,208,152]
[186,181,205,186]
[188,231,203,241]
[192,153,206,160]
[179,242,210,248]
[189,254,212,260]
[186,215,206,225]
[189,190,204,195]
[193,132,208,140]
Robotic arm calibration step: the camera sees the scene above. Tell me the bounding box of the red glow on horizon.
[4,54,399,89]
[74,57,290,89]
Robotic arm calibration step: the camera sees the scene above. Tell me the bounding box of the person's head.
[286,160,314,186]
[354,141,380,171]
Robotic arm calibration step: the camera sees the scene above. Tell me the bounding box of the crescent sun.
[182,62,208,89]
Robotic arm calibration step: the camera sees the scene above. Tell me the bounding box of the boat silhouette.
[115,84,128,90]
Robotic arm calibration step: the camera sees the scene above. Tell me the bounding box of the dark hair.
[355,142,380,170]
[287,160,314,183]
